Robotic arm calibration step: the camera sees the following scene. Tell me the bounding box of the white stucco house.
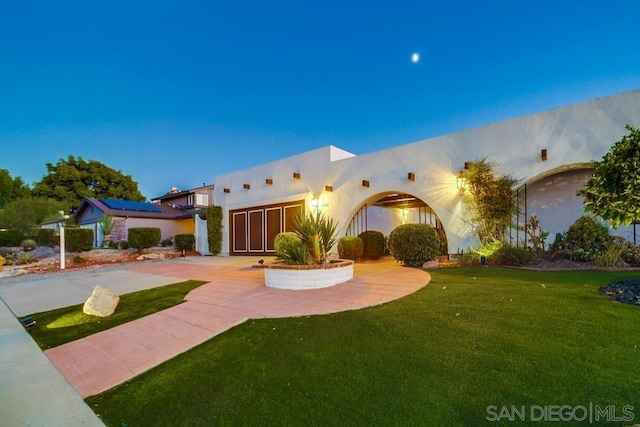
[213,89,640,257]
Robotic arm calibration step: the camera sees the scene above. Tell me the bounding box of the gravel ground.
[0,248,196,285]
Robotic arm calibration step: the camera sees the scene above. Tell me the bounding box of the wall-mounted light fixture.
[464,161,471,170]
[325,185,333,192]
[362,179,370,188]
[293,172,301,179]
[407,172,416,182]
[310,196,328,210]
[401,208,409,224]
[456,171,466,195]
[223,188,231,194]
[541,149,547,161]
[266,178,274,185]
[243,184,250,190]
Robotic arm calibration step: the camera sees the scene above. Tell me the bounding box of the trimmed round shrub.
[128,227,161,250]
[21,239,38,251]
[564,216,612,261]
[388,223,439,267]
[175,234,195,251]
[65,228,94,252]
[338,236,364,261]
[273,232,301,260]
[358,230,385,260]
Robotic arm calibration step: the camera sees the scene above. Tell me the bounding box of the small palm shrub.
[128,228,161,250]
[294,211,339,264]
[358,230,385,260]
[338,236,364,261]
[175,234,195,251]
[387,223,439,267]
[564,216,612,261]
[595,243,625,267]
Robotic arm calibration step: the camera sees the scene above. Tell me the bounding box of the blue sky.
[2,1,639,199]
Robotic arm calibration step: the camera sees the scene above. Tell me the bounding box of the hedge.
[65,228,94,252]
[128,227,161,250]
[358,230,386,260]
[338,236,364,261]
[33,228,58,247]
[207,206,223,255]
[0,229,26,247]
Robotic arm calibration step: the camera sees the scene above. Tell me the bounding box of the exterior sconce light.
[293,172,301,179]
[362,180,370,188]
[407,172,415,182]
[325,185,333,192]
[223,188,231,194]
[541,149,547,161]
[310,198,319,209]
[266,178,273,185]
[464,161,471,170]
[456,171,466,195]
[243,184,251,190]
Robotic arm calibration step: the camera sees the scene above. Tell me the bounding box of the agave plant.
[290,211,339,265]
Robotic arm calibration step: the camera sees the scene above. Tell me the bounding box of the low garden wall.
[264,259,354,290]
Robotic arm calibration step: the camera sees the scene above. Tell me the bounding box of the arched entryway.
[346,192,448,254]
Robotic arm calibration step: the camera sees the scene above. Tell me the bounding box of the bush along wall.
[358,230,386,260]
[387,223,440,267]
[128,227,161,250]
[65,228,94,252]
[338,236,364,261]
[207,206,223,255]
[175,234,195,251]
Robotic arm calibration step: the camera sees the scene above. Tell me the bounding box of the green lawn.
[23,280,207,349]
[85,268,640,426]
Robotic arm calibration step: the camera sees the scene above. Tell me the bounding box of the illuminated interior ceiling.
[372,193,427,209]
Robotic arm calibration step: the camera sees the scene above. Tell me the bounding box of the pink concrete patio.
[45,257,431,398]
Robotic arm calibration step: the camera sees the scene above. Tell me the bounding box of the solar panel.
[101,199,163,213]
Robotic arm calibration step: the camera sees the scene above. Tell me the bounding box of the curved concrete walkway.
[45,257,430,398]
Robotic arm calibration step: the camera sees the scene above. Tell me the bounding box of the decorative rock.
[29,246,56,260]
[83,286,120,317]
[422,260,439,269]
[599,279,640,306]
[136,253,162,261]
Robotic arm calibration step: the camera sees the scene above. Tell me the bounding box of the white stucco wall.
[215,89,640,255]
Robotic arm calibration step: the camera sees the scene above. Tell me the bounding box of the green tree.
[33,155,145,210]
[578,125,640,228]
[462,158,520,244]
[0,197,68,235]
[0,169,31,209]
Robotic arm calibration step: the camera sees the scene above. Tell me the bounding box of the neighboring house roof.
[74,198,193,221]
[151,184,215,203]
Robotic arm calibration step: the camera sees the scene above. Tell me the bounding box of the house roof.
[151,184,215,203]
[74,198,193,220]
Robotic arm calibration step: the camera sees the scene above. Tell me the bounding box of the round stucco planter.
[264,259,354,290]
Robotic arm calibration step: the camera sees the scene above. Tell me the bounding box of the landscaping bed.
[1,247,196,276]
